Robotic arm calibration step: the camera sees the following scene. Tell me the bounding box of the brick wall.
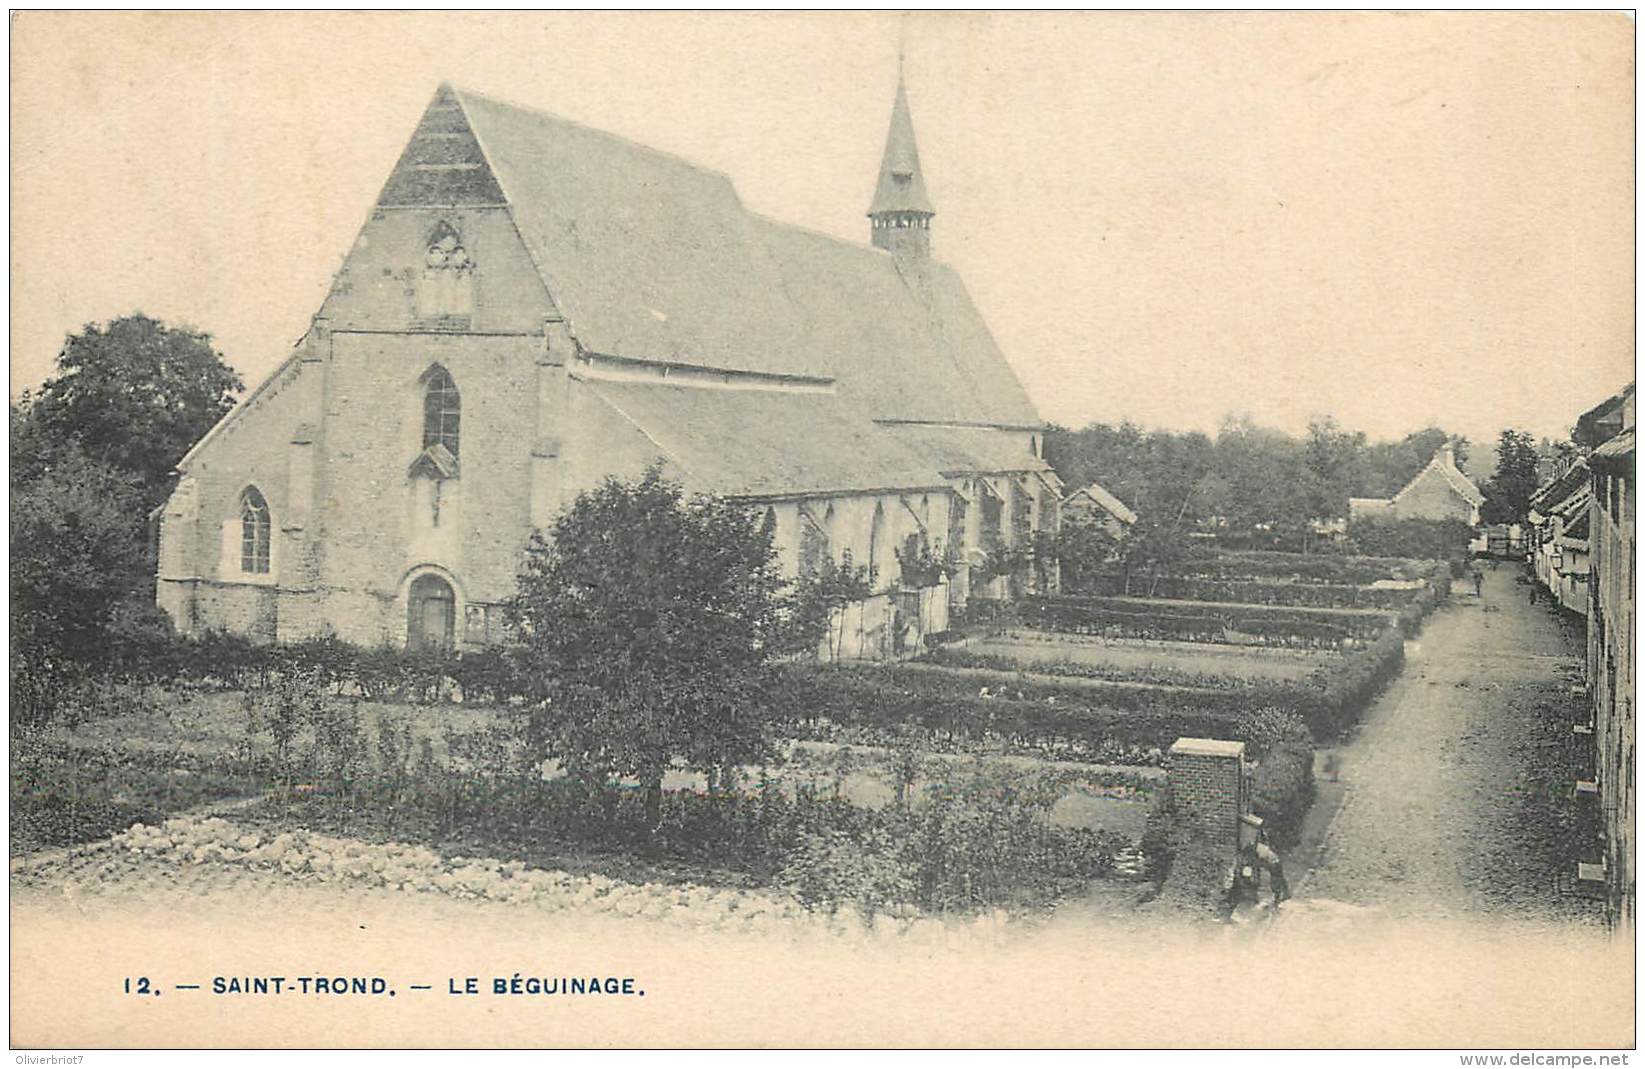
[1168,739,1247,852]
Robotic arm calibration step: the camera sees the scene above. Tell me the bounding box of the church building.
[155,75,1058,658]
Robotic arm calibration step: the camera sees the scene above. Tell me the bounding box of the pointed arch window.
[240,487,271,574]
[422,366,461,460]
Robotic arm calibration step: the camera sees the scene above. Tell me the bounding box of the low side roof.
[881,423,1049,478]
[581,380,947,500]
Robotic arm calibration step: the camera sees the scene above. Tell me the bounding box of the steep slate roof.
[582,380,946,500]
[450,86,1042,430]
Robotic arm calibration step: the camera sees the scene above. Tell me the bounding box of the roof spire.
[868,56,935,255]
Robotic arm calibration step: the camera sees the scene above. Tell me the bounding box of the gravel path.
[1291,567,1605,930]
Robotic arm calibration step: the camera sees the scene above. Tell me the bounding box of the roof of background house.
[1064,481,1138,525]
[1560,510,1592,543]
[1575,383,1636,450]
[1392,446,1485,508]
[1589,428,1635,477]
[449,86,1041,430]
[1530,457,1592,514]
[1547,484,1593,521]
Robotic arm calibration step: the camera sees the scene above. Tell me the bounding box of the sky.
[10,11,1636,447]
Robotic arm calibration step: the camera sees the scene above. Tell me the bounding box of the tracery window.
[423,366,461,460]
[240,487,271,574]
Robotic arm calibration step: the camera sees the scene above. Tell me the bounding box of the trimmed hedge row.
[886,623,1402,743]
[775,617,1406,758]
[1069,573,1421,610]
[1019,595,1390,647]
[920,647,1298,692]
[771,664,1256,765]
[1150,550,1421,585]
[71,630,526,705]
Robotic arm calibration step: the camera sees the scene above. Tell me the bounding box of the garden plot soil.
[973,631,1338,681]
[1291,567,1608,931]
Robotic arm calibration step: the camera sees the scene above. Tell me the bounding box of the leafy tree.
[1302,417,1369,525]
[1347,517,1474,561]
[1481,429,1541,524]
[1045,417,1473,547]
[1210,416,1309,535]
[21,313,243,510]
[1116,516,1193,596]
[503,466,786,830]
[10,435,151,677]
[791,551,874,662]
[1054,515,1121,593]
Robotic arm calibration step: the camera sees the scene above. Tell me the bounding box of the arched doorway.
[407,573,456,652]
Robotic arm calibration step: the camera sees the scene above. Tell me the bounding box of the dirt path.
[1289,566,1604,929]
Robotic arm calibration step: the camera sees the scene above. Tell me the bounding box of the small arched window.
[869,502,889,585]
[240,487,271,574]
[423,367,461,460]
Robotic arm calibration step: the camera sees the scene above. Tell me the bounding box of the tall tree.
[22,313,243,510]
[1303,416,1369,524]
[1482,428,1542,524]
[504,467,785,830]
[10,424,150,669]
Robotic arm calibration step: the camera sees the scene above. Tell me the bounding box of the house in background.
[1576,384,1635,927]
[1528,458,1592,615]
[1061,481,1137,538]
[1348,442,1485,525]
[153,76,1059,660]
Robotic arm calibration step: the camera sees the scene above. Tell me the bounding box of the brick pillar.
[1168,737,1248,854]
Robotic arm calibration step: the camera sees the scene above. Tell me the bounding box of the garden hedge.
[1019,594,1391,646]
[1066,573,1421,610]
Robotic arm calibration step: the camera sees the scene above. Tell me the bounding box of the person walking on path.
[1256,838,1289,906]
[1473,569,1483,597]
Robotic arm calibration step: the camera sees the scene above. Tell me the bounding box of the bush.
[773,663,1248,764]
[1071,550,1422,591]
[261,733,1125,917]
[1020,594,1389,647]
[1059,573,1419,609]
[922,647,1292,692]
[1347,517,1474,562]
[1245,713,1316,850]
[1293,628,1406,739]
